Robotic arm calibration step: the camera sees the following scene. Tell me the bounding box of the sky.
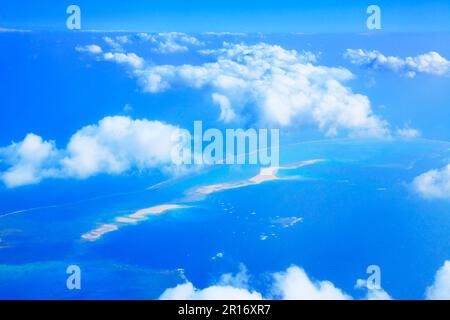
[0,0,450,32]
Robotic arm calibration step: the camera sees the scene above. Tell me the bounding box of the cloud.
[201,32,247,37]
[212,93,237,123]
[115,35,131,44]
[364,289,392,300]
[354,278,392,300]
[218,264,250,288]
[75,44,103,54]
[103,52,144,69]
[426,261,450,300]
[0,134,59,188]
[61,116,180,178]
[397,125,420,138]
[412,163,450,199]
[159,282,263,300]
[0,116,184,187]
[158,262,450,300]
[87,42,389,138]
[161,265,261,300]
[0,27,32,33]
[159,264,353,300]
[273,266,352,300]
[344,49,450,77]
[102,36,132,52]
[76,42,144,69]
[137,32,203,54]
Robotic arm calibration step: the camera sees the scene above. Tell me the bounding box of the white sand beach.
[195,159,325,196]
[128,204,187,220]
[81,224,119,241]
[81,204,190,241]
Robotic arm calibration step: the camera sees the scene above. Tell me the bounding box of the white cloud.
[159,282,263,300]
[159,264,353,300]
[365,289,392,300]
[426,261,450,300]
[344,49,450,77]
[99,42,388,138]
[115,35,131,45]
[354,278,392,300]
[212,93,237,123]
[0,134,59,188]
[160,265,261,300]
[76,41,144,69]
[397,126,420,138]
[102,36,131,52]
[159,262,450,300]
[413,163,450,199]
[156,42,188,54]
[218,264,249,288]
[201,32,247,37]
[273,266,352,300]
[137,32,203,54]
[0,116,184,187]
[103,52,144,69]
[61,116,180,178]
[75,44,103,54]
[0,27,32,33]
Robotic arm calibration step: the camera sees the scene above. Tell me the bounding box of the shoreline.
[194,159,325,196]
[81,204,190,241]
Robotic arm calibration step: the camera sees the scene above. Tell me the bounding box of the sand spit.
[194,159,325,196]
[82,204,190,241]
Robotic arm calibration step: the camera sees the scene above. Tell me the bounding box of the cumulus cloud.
[159,282,263,300]
[0,116,184,187]
[103,52,144,69]
[426,261,450,300]
[273,266,351,300]
[76,41,144,69]
[412,163,450,199]
[160,265,354,300]
[137,32,203,54]
[75,44,103,54]
[364,289,392,300]
[97,33,202,55]
[354,278,392,300]
[159,262,450,300]
[344,49,450,77]
[161,264,262,300]
[61,116,180,178]
[0,134,59,188]
[103,36,123,51]
[86,42,388,138]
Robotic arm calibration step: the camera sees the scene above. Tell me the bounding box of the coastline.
[81,204,190,241]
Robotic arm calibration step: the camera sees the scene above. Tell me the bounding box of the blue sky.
[1,0,450,32]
